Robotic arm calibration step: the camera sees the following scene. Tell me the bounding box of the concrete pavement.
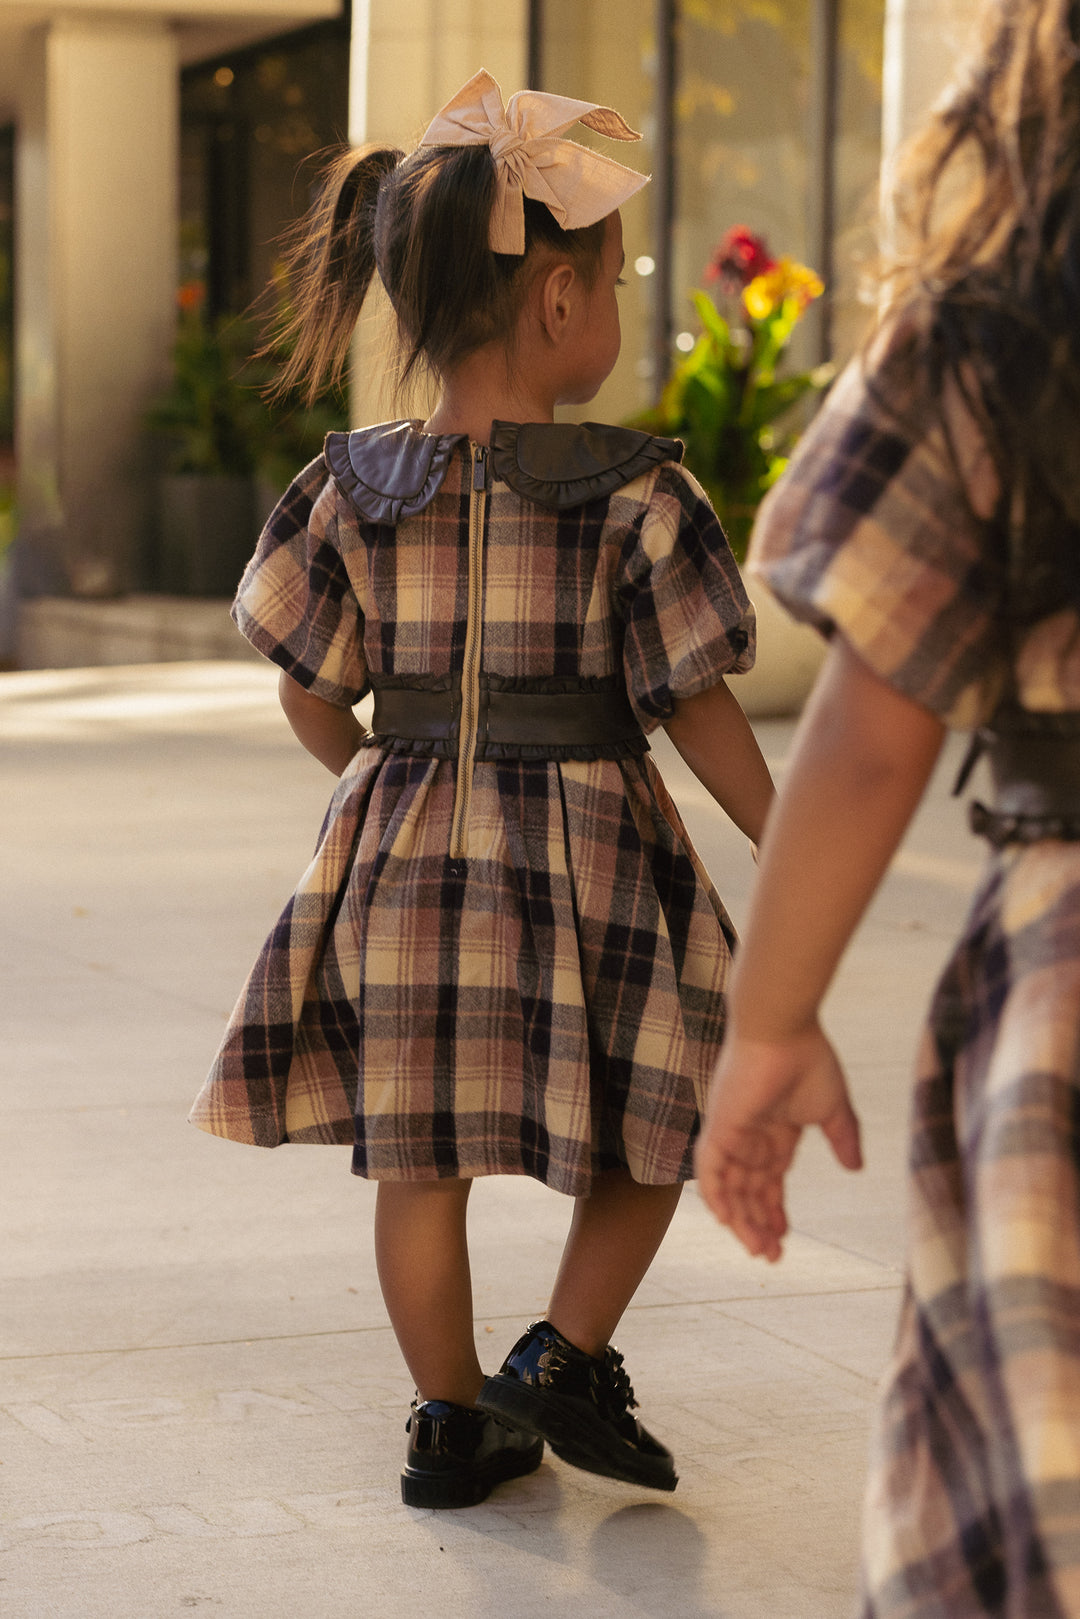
[0,661,988,1618]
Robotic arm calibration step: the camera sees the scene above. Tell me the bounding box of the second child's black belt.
[369,679,647,760]
[964,707,1080,847]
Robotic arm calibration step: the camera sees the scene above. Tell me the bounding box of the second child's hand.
[695,1024,862,1261]
[694,639,944,1260]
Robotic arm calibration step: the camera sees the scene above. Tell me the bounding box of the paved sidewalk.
[0,662,988,1619]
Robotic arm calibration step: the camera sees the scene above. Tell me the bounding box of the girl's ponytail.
[269,144,403,406]
[265,128,606,407]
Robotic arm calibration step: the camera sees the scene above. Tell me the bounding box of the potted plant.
[628,227,833,715]
[629,226,831,561]
[243,264,349,525]
[146,285,265,597]
[0,471,16,669]
[146,275,349,596]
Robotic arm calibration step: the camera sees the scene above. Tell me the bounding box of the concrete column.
[16,17,178,598]
[347,0,528,427]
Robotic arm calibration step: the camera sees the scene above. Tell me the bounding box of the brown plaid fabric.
[862,844,1080,1618]
[751,358,1080,1617]
[750,358,1010,730]
[190,441,754,1194]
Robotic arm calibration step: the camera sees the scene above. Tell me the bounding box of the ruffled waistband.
[366,674,649,762]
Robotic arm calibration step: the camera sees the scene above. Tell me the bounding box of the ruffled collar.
[324,419,683,524]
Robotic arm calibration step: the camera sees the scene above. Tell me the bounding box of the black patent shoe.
[400,1398,544,1509]
[476,1320,677,1492]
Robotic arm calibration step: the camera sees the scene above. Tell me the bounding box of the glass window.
[674,3,814,350]
[180,20,350,319]
[833,0,885,360]
[539,0,661,424]
[535,0,884,419]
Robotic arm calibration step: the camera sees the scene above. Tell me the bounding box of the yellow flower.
[742,257,824,321]
[742,275,777,321]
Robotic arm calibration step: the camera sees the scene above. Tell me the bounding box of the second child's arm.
[278,670,365,775]
[695,638,946,1257]
[664,677,775,845]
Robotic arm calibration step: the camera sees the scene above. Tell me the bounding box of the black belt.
[963,709,1080,846]
[369,680,645,757]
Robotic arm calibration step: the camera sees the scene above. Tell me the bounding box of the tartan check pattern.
[862,845,1080,1618]
[751,357,1080,1615]
[749,358,1010,731]
[190,442,753,1193]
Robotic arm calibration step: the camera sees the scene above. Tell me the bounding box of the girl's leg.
[477,1170,682,1492]
[546,1169,683,1356]
[374,1179,484,1406]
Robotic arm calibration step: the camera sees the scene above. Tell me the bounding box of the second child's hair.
[875,0,1080,619]
[272,142,607,406]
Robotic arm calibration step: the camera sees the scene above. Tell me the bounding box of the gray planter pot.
[157,474,256,597]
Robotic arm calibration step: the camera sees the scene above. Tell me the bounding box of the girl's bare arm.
[695,638,946,1257]
[725,639,945,1038]
[664,677,775,845]
[277,670,365,775]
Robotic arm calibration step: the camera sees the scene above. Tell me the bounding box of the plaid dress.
[189,423,755,1196]
[751,355,1080,1617]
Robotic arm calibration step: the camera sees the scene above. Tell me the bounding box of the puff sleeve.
[231,454,369,709]
[618,462,756,733]
[748,358,1008,729]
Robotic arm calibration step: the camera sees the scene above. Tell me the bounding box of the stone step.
[15,594,262,670]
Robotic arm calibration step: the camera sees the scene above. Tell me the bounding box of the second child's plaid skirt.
[189,743,735,1195]
[862,840,1080,1618]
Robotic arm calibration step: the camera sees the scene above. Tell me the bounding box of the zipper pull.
[473,445,488,492]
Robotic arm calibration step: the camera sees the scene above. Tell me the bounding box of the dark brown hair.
[873,0,1080,618]
[270,141,607,406]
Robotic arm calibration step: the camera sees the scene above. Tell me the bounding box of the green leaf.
[690,290,733,354]
[744,371,822,433]
[681,371,729,441]
[621,267,827,562]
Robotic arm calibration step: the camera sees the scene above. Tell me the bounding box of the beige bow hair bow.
[420,68,649,254]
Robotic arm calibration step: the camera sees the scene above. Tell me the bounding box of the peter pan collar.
[324,419,683,523]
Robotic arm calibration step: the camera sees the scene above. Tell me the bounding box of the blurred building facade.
[0,0,976,662]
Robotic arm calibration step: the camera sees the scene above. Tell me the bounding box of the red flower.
[177,280,207,314]
[705,226,776,293]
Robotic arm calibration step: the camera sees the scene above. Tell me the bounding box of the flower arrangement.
[628,225,831,559]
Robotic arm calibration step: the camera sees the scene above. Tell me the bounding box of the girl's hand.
[694,1026,862,1261]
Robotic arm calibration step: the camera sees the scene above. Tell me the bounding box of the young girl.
[189,69,773,1511]
[695,1,1080,1611]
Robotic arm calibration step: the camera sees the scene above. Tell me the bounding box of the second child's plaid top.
[749,346,1080,1618]
[190,423,755,1195]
